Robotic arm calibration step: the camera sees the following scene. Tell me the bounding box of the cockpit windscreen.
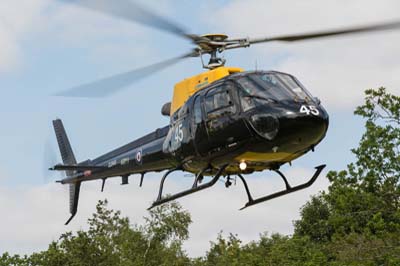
[237,72,314,102]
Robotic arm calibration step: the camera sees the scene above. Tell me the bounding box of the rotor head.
[192,34,250,69]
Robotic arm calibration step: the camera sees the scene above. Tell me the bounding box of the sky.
[0,0,399,257]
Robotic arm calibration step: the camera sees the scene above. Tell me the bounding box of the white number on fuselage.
[174,123,183,143]
[300,105,319,116]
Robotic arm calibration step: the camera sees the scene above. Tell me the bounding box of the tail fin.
[53,119,81,225]
[53,119,77,170]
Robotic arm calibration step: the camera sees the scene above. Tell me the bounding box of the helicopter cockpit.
[236,72,316,109]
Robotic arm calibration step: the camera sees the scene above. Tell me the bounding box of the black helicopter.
[50,0,400,224]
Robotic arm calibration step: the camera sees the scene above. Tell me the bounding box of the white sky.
[0,0,399,257]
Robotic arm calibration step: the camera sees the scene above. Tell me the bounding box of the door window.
[193,96,202,124]
[205,85,236,119]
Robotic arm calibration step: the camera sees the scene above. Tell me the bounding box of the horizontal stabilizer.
[50,164,107,171]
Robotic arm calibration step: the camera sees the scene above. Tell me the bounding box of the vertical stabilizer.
[53,119,77,170]
[52,119,81,225]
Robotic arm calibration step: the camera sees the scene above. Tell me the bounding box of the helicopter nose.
[280,106,329,147]
[248,104,329,148]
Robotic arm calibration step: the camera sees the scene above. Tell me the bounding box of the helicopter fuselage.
[59,70,328,184]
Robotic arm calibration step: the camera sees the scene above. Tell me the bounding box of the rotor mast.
[197,34,249,69]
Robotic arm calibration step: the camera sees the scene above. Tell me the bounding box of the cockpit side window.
[238,87,256,112]
[205,84,236,119]
[193,95,202,124]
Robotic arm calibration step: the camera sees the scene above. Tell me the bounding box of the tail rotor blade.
[55,51,196,98]
[43,135,62,182]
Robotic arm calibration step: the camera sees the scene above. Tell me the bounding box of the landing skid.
[148,164,228,210]
[148,164,325,210]
[238,164,326,210]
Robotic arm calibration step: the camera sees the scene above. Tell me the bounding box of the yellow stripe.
[235,151,299,163]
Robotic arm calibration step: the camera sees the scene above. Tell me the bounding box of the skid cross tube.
[154,167,182,202]
[139,173,145,187]
[149,164,228,210]
[191,165,210,188]
[101,178,106,192]
[274,169,291,190]
[239,164,326,210]
[236,174,254,203]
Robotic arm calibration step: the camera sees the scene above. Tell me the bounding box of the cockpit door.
[203,82,241,154]
[191,94,209,156]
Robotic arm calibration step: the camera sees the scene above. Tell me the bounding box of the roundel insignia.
[83,170,92,177]
[135,149,142,164]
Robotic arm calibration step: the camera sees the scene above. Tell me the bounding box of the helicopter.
[50,0,400,225]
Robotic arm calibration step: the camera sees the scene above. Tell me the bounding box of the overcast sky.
[0,0,399,257]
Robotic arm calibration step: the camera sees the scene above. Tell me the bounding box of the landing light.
[239,161,247,171]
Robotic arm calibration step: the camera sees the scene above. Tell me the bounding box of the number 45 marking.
[300,105,320,116]
[174,124,184,143]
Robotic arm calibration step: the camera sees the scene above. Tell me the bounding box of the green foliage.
[352,87,399,187]
[328,232,400,266]
[203,233,242,266]
[195,233,328,266]
[1,200,192,266]
[294,195,332,242]
[293,88,400,264]
[0,253,29,266]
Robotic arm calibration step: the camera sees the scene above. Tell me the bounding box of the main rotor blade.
[62,0,199,41]
[250,20,400,44]
[56,52,196,97]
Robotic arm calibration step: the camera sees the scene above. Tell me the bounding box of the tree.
[24,200,192,266]
[0,253,29,266]
[294,88,400,264]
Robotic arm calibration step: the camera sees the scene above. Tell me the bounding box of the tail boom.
[51,119,174,224]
